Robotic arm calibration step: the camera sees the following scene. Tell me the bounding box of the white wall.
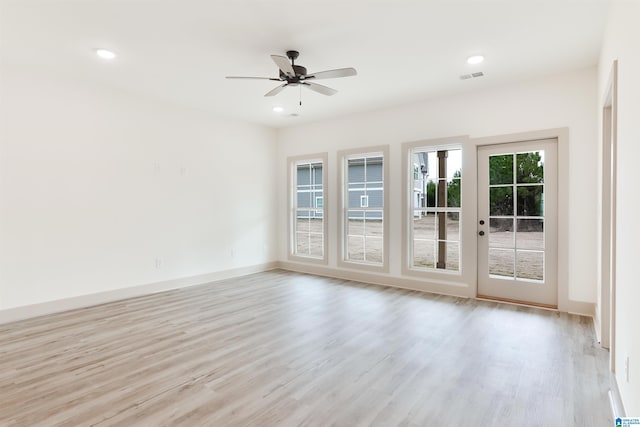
[0,64,278,311]
[599,0,640,415]
[277,67,598,308]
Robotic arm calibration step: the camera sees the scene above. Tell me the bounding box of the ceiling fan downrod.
[286,50,299,66]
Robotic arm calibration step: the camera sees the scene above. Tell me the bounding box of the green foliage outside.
[425,169,461,208]
[489,152,544,217]
[421,151,543,213]
[489,152,545,232]
[489,151,544,184]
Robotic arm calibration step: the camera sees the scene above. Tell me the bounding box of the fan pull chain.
[299,85,302,106]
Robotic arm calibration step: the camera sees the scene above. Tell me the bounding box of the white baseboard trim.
[277,261,474,299]
[564,300,596,318]
[0,262,278,325]
[278,261,596,316]
[2,260,595,325]
[609,373,627,419]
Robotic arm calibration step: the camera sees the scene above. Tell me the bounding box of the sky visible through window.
[422,150,544,181]
[423,149,461,180]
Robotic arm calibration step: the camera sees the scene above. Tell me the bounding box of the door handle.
[479,230,485,236]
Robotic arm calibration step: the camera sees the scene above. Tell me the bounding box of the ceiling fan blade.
[264,83,288,97]
[306,67,357,80]
[271,55,295,77]
[303,82,337,96]
[226,76,282,81]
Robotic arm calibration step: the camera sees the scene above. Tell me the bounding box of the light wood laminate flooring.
[0,270,611,426]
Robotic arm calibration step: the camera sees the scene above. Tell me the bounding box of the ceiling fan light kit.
[226,50,357,103]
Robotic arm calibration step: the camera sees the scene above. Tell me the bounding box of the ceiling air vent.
[460,72,485,80]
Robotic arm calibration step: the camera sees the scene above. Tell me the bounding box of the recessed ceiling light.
[272,106,284,113]
[95,49,116,60]
[466,55,484,65]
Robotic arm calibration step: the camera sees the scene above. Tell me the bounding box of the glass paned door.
[477,139,558,306]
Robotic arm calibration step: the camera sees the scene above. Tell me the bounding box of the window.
[289,154,327,261]
[339,147,389,270]
[409,147,462,272]
[487,150,545,280]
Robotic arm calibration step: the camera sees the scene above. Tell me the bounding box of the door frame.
[599,61,618,367]
[471,128,589,314]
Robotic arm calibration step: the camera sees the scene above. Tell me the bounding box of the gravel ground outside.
[295,217,543,280]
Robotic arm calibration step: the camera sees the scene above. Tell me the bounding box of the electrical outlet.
[230,249,235,259]
[624,355,630,383]
[155,258,162,269]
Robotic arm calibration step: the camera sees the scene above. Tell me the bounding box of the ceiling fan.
[226,50,357,98]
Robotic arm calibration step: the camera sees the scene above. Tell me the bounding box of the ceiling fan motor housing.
[280,65,308,83]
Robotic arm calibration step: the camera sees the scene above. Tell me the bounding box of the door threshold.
[476,294,558,310]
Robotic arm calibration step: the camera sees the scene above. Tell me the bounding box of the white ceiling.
[1,0,609,128]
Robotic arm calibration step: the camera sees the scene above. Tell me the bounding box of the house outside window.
[289,154,328,262]
[338,147,389,271]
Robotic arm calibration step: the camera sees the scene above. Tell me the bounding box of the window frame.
[402,138,466,278]
[287,153,328,264]
[337,146,390,273]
